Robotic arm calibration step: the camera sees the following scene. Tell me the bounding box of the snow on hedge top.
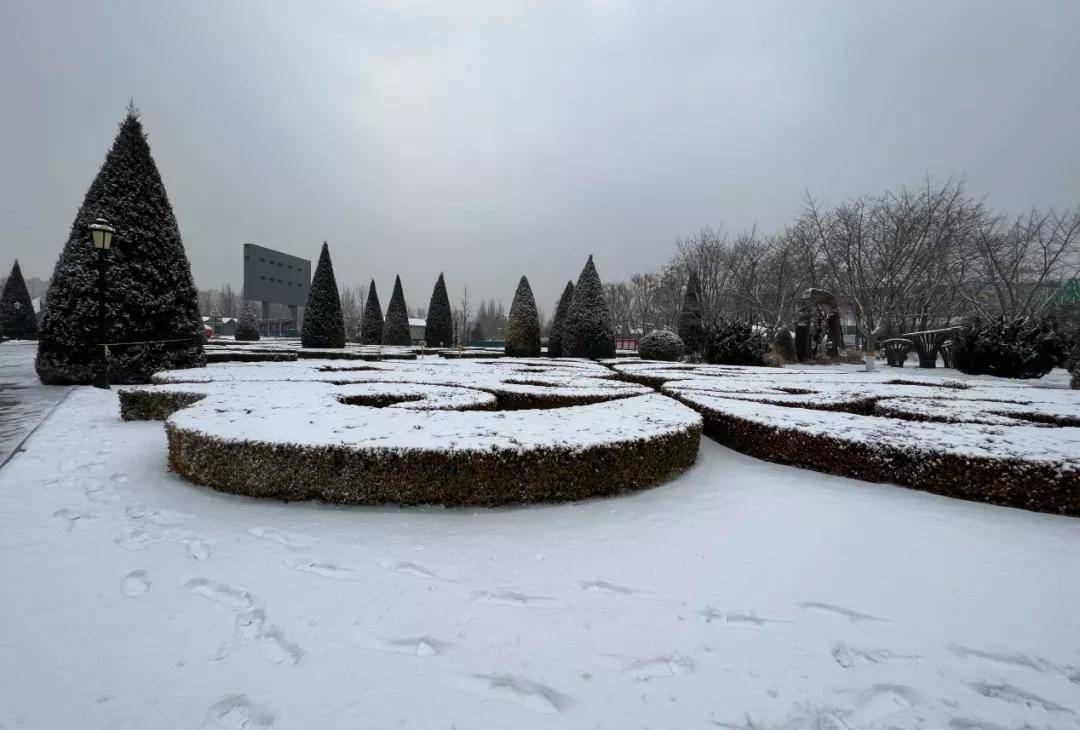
[128,357,690,453]
[164,386,696,453]
[655,365,1080,465]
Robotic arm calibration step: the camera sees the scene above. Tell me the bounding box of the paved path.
[0,341,71,467]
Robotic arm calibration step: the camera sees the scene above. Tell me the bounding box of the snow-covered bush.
[0,260,37,339]
[609,359,1080,516]
[504,276,541,357]
[638,329,684,361]
[424,273,453,347]
[36,107,204,384]
[703,319,770,366]
[952,316,1059,379]
[234,303,260,341]
[301,242,346,349]
[382,275,411,346]
[120,358,701,506]
[677,271,705,354]
[563,256,615,359]
[360,279,383,345]
[546,280,574,358]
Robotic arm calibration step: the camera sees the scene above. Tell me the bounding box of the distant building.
[409,318,426,345]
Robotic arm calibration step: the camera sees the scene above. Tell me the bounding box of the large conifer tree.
[36,107,203,384]
[562,256,615,359]
[0,260,37,339]
[546,280,574,357]
[301,242,346,348]
[360,279,383,345]
[505,276,541,357]
[382,275,412,345]
[678,270,705,354]
[424,273,453,347]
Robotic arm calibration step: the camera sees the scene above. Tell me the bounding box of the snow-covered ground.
[2,362,1080,728]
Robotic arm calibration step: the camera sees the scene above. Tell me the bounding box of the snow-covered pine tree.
[360,279,383,345]
[424,273,453,347]
[504,276,541,357]
[301,242,346,348]
[382,275,412,345]
[678,270,705,354]
[36,107,203,384]
[234,302,260,341]
[0,260,37,339]
[546,280,575,357]
[562,256,615,359]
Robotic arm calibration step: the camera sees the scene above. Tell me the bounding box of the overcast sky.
[2,1,1079,312]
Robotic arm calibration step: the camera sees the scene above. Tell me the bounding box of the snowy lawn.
[2,384,1080,728]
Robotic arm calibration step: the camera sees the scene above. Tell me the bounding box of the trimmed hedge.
[165,419,699,507]
[674,392,1080,516]
[206,350,297,363]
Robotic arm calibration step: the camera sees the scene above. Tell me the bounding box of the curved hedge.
[120,360,701,506]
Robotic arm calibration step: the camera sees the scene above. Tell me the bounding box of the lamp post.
[88,218,115,389]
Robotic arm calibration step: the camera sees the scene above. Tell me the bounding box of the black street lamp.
[88,218,115,389]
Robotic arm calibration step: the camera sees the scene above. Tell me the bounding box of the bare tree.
[604,282,634,337]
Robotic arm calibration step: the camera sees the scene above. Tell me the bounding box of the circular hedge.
[120,358,702,506]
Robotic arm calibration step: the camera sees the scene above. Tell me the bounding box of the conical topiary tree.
[678,270,705,354]
[424,273,453,347]
[360,279,383,345]
[234,302,260,341]
[0,260,37,339]
[382,275,412,345]
[562,256,615,359]
[36,106,204,384]
[546,280,574,358]
[505,276,541,357]
[301,241,346,348]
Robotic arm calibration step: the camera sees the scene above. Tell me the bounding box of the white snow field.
[2,361,1080,728]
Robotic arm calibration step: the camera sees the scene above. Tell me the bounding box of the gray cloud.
[2,0,1078,312]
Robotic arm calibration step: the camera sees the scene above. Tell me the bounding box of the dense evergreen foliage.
[382,275,412,346]
[546,281,575,358]
[301,242,346,348]
[504,276,541,357]
[360,279,383,345]
[0,260,37,339]
[678,271,705,354]
[703,318,770,365]
[234,303,260,341]
[775,328,797,361]
[36,108,203,384]
[469,320,485,344]
[638,329,685,361]
[953,316,1059,379]
[424,273,453,347]
[563,256,615,359]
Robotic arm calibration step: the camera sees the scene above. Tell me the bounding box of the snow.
[2,384,1080,728]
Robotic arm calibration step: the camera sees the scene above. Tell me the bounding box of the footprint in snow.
[832,643,919,669]
[968,681,1075,715]
[798,601,885,622]
[379,560,437,579]
[350,629,453,657]
[696,607,787,628]
[448,672,571,714]
[204,695,275,729]
[247,526,315,550]
[53,507,96,531]
[593,653,696,680]
[122,570,151,597]
[184,578,256,611]
[84,480,118,503]
[468,590,565,608]
[285,558,361,581]
[950,643,1080,684]
[579,580,646,595]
